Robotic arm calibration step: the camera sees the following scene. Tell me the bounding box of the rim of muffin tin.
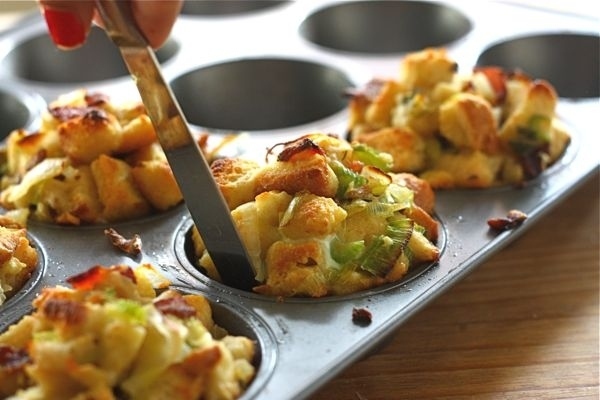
[0,81,46,140]
[173,214,448,303]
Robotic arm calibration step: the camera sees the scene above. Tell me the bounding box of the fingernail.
[42,8,87,49]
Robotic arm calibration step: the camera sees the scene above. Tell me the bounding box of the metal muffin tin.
[0,1,598,399]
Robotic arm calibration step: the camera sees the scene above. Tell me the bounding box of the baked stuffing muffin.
[0,212,38,306]
[0,90,189,224]
[0,264,256,400]
[347,48,571,188]
[192,133,440,297]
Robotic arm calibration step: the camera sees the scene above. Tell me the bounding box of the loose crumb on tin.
[104,228,142,257]
[487,209,528,232]
[352,307,372,326]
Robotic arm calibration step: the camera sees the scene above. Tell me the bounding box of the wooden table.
[313,170,599,400]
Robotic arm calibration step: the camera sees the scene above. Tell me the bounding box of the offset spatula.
[94,0,257,291]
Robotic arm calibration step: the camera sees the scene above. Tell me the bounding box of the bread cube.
[91,154,151,221]
[115,115,157,154]
[255,153,338,198]
[40,165,103,224]
[59,110,121,164]
[278,193,347,240]
[211,158,261,209]
[354,127,427,172]
[430,150,503,188]
[439,92,500,153]
[255,240,329,297]
[500,80,558,151]
[131,160,183,210]
[399,48,457,91]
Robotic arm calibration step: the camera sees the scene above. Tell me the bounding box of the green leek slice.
[330,236,366,264]
[510,114,551,154]
[352,143,394,172]
[329,159,367,198]
[359,216,414,277]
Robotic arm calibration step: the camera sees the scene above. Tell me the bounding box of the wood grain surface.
[313,170,599,400]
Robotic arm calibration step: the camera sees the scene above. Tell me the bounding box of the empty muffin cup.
[477,33,599,99]
[0,83,45,140]
[170,58,354,131]
[181,0,289,16]
[1,26,179,84]
[299,0,472,54]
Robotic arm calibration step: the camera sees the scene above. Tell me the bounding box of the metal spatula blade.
[94,0,257,291]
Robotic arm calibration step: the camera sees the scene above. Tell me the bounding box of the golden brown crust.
[58,109,121,165]
[0,222,38,306]
[131,160,183,211]
[255,240,329,297]
[0,90,203,224]
[439,92,501,153]
[348,48,570,188]
[194,133,440,298]
[355,127,427,172]
[278,194,347,240]
[0,265,257,399]
[91,154,151,222]
[254,154,338,198]
[211,157,261,209]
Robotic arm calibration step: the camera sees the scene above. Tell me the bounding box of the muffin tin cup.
[172,285,279,399]
[0,1,598,399]
[0,81,45,140]
[0,232,46,326]
[174,216,448,303]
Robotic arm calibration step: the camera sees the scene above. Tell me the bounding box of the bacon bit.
[66,265,136,290]
[0,345,31,371]
[41,297,86,325]
[48,106,108,122]
[277,138,324,162]
[352,307,372,326]
[82,108,108,122]
[487,209,528,231]
[84,92,109,106]
[104,228,142,257]
[519,149,549,179]
[115,265,137,283]
[154,296,197,319]
[474,66,507,104]
[49,106,88,121]
[344,78,387,102]
[67,265,110,290]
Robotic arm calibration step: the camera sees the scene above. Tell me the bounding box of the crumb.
[487,209,528,231]
[104,228,142,256]
[352,307,372,326]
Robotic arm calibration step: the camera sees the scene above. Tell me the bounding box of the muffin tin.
[0,1,598,399]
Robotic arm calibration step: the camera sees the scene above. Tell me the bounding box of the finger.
[37,0,95,49]
[130,0,183,48]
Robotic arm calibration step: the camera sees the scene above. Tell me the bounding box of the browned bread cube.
[91,154,151,221]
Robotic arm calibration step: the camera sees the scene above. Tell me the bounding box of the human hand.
[38,0,183,49]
